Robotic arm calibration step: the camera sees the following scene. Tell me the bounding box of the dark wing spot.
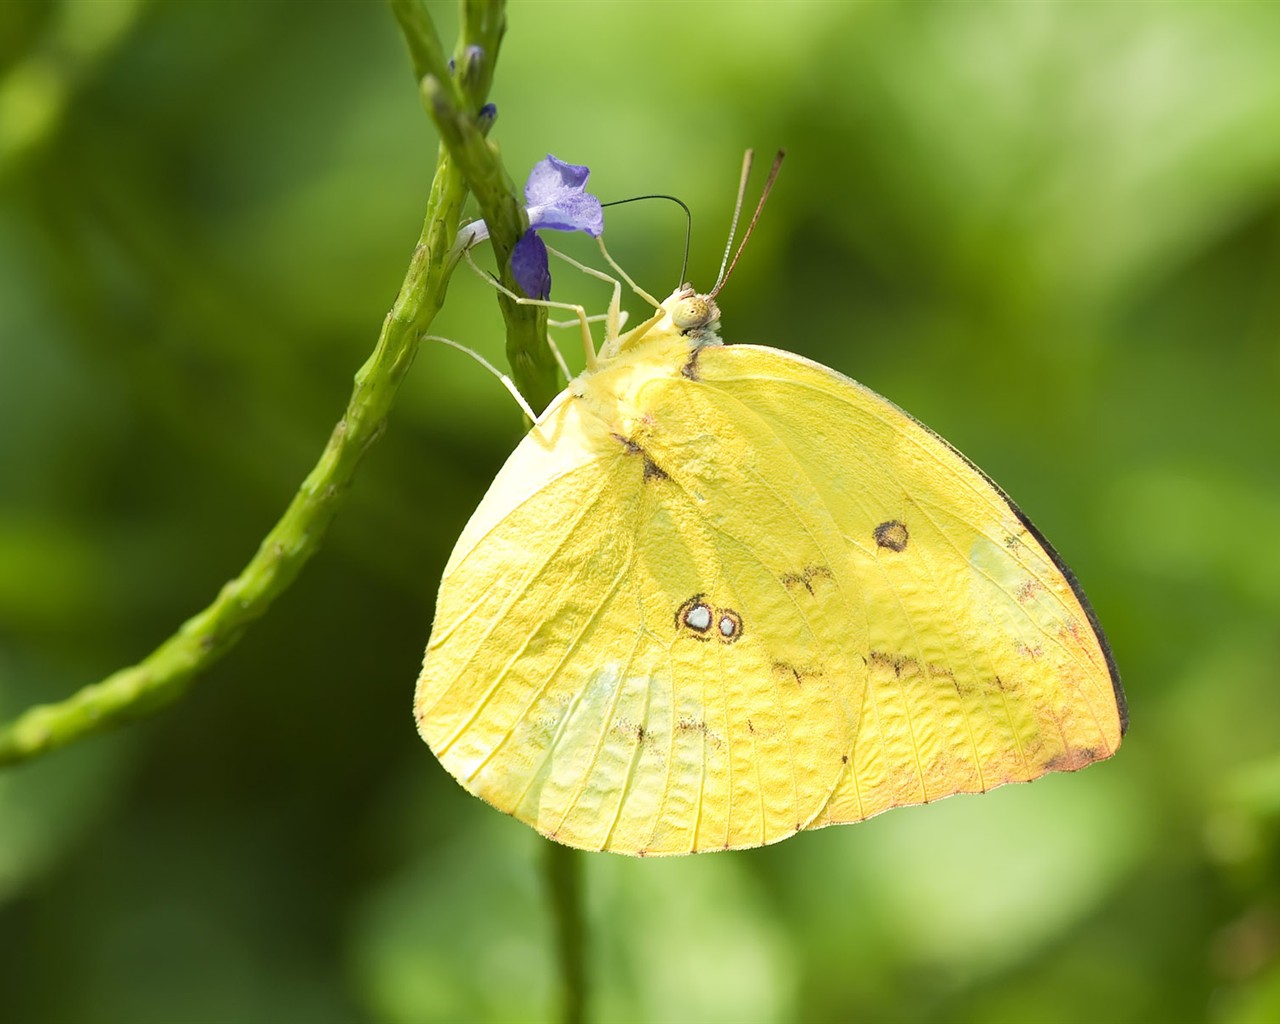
[611,432,668,483]
[610,432,642,454]
[990,675,1018,694]
[869,650,914,677]
[780,571,810,593]
[1045,747,1100,772]
[874,520,910,552]
[841,754,849,764]
[643,457,669,481]
[1014,641,1043,660]
[868,650,953,683]
[614,718,649,743]
[781,564,834,594]
[676,717,724,749]
[772,661,824,687]
[1016,579,1043,602]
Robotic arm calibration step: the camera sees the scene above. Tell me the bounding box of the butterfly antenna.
[602,194,693,293]
[713,150,754,291]
[709,148,785,300]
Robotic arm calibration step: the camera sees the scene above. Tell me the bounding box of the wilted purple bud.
[511,229,551,300]
[477,103,497,132]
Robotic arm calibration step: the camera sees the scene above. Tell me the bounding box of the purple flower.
[456,155,603,299]
[523,155,603,237]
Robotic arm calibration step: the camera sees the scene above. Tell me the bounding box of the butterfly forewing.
[693,345,1124,829]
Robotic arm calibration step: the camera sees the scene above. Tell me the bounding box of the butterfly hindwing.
[417,379,857,854]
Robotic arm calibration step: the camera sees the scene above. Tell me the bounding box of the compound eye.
[671,296,712,332]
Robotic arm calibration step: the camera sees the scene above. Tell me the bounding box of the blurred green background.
[3,1,1280,1021]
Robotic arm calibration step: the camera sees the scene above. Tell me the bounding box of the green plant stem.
[401,7,587,1017]
[0,148,468,766]
[545,840,588,1024]
[394,13,587,1023]
[3,1,592,1018]
[395,0,560,413]
[388,0,450,85]
[427,77,559,413]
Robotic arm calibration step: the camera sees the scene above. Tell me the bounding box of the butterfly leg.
[463,248,592,373]
[544,313,633,370]
[420,334,538,422]
[547,311,629,329]
[542,243,632,349]
[545,239,671,352]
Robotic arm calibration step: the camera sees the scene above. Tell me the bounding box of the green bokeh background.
[3,1,1280,1021]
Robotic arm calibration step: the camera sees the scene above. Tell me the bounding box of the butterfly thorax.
[569,286,722,435]
[594,286,722,363]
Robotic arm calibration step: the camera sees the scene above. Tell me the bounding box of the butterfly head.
[660,285,722,347]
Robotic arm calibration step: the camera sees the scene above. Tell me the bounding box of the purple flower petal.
[524,154,604,237]
[524,155,589,202]
[511,228,551,300]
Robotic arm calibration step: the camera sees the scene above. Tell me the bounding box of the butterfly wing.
[416,340,1126,854]
[416,363,866,854]
[687,344,1126,830]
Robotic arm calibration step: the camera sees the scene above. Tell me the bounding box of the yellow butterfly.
[415,161,1127,856]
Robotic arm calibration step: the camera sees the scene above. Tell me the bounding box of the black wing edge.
[922,423,1129,738]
